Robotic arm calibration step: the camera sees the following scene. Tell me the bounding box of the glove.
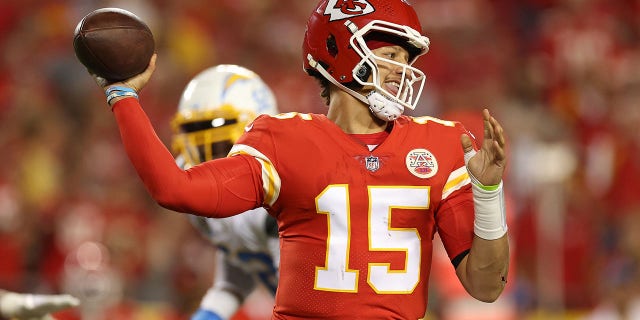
[0,292,80,320]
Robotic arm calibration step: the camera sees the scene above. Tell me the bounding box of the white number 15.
[314,185,430,294]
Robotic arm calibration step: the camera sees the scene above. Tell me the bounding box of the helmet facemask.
[171,105,253,169]
[348,20,429,111]
[173,132,235,169]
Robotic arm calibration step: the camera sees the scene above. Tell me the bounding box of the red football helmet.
[303,0,430,110]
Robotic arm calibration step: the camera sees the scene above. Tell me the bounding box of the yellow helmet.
[171,65,278,168]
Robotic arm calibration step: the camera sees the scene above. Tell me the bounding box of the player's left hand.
[460,108,506,186]
[0,292,80,320]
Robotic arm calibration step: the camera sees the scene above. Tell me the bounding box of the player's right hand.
[0,292,80,320]
[92,53,157,94]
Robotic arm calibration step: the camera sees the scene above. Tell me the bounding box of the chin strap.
[307,54,404,122]
[366,90,404,121]
[307,54,368,104]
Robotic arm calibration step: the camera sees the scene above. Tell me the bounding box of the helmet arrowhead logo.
[324,0,375,21]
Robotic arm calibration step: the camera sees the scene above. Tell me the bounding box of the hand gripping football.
[73,8,155,82]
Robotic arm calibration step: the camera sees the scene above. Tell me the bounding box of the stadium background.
[0,0,638,319]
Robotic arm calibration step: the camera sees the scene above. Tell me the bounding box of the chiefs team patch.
[406,148,438,179]
[324,0,375,21]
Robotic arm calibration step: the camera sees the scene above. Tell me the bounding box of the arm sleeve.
[434,121,477,265]
[112,98,263,217]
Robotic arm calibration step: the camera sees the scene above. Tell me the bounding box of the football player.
[170,65,280,320]
[90,0,510,318]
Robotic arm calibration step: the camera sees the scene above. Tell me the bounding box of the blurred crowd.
[0,0,639,319]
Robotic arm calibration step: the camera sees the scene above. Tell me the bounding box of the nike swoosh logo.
[244,123,254,132]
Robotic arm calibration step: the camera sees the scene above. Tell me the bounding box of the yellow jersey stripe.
[442,166,470,200]
[229,144,281,206]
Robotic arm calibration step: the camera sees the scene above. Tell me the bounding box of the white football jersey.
[190,207,279,318]
[200,209,278,269]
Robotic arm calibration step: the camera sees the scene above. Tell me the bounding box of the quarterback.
[89,0,510,318]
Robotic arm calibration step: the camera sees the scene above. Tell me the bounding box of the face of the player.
[367,45,411,95]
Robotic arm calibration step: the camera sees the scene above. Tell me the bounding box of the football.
[73,8,155,82]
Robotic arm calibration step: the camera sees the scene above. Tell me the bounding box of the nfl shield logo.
[365,155,380,172]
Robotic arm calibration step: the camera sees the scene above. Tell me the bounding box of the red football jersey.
[231,113,476,319]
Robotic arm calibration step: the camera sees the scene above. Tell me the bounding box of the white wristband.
[472,181,508,240]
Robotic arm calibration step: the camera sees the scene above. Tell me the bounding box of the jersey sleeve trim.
[229,144,281,206]
[442,166,470,200]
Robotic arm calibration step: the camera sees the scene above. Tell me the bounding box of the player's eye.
[375,50,395,59]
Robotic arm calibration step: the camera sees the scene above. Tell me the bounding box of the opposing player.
[0,289,79,320]
[170,65,280,320]
[89,0,510,318]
